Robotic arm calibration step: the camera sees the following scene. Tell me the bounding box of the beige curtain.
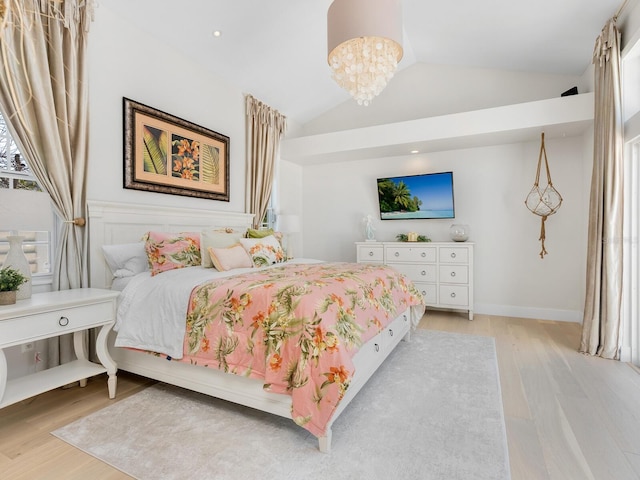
[245,95,287,228]
[580,18,624,359]
[0,1,94,365]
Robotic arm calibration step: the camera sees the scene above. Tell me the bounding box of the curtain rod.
[615,0,630,19]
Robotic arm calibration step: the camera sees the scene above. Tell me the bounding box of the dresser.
[356,241,474,320]
[0,288,119,409]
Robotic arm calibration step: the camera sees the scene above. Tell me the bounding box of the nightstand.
[0,288,120,409]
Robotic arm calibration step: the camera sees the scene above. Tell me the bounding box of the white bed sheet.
[114,259,322,358]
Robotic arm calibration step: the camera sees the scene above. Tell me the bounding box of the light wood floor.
[2,311,640,479]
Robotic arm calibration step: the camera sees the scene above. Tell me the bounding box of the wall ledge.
[281,93,594,165]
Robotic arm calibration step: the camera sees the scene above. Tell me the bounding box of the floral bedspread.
[180,262,424,437]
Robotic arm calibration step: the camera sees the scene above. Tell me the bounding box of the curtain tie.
[64,218,86,227]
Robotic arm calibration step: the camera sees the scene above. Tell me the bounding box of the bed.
[87,200,425,452]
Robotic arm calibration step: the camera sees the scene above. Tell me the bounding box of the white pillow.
[239,235,286,267]
[207,244,253,271]
[102,242,149,278]
[200,229,245,268]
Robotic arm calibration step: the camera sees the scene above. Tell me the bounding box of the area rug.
[52,330,510,480]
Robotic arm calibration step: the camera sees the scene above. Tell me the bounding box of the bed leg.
[318,429,332,453]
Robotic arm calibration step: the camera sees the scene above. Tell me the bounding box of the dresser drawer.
[385,245,436,263]
[0,302,114,346]
[357,244,384,262]
[439,265,469,284]
[412,282,437,304]
[439,285,469,306]
[388,263,436,283]
[439,247,469,264]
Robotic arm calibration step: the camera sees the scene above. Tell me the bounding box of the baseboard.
[475,303,583,323]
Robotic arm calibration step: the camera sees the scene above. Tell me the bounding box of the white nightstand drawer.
[439,247,469,264]
[0,302,114,347]
[388,263,437,283]
[357,244,384,262]
[439,285,469,306]
[385,245,436,263]
[439,265,469,284]
[412,282,437,304]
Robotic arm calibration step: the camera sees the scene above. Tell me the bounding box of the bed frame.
[87,200,413,452]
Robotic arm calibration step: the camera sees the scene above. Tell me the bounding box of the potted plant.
[0,266,28,305]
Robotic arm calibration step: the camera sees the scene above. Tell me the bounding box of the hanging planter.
[525,132,563,258]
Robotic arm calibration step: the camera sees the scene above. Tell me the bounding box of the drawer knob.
[450,292,456,298]
[394,252,399,257]
[421,270,426,276]
[389,329,394,337]
[375,343,380,352]
[451,271,456,277]
[421,290,427,296]
[59,316,69,327]
[369,251,374,256]
[421,252,426,257]
[403,314,407,322]
[451,252,456,258]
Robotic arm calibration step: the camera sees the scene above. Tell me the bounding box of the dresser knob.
[389,329,394,337]
[422,290,427,296]
[451,252,456,258]
[421,270,426,276]
[403,315,407,322]
[375,343,380,352]
[421,252,426,257]
[450,292,456,298]
[394,252,399,257]
[451,271,456,277]
[369,251,374,256]
[59,316,69,326]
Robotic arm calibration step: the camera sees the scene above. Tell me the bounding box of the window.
[0,116,41,191]
[0,113,52,281]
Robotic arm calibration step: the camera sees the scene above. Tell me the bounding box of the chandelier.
[327,0,403,106]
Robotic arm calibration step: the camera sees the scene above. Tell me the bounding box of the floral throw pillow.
[143,231,201,276]
[239,234,285,267]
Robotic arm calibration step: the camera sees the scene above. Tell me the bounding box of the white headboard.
[87,200,255,289]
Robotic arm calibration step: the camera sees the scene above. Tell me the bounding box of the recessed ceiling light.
[212,30,222,37]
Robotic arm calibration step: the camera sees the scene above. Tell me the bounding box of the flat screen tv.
[377,171,455,220]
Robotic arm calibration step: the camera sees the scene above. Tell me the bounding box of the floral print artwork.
[172,135,200,181]
[180,262,424,437]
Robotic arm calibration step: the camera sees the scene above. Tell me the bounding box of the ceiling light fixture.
[327,0,403,106]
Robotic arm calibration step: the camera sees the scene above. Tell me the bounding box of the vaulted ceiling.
[106,0,625,125]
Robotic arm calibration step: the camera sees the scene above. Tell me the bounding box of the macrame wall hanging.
[525,132,563,258]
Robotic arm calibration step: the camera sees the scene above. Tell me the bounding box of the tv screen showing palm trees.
[377,172,455,220]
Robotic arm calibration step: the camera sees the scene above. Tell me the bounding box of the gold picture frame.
[123,98,229,201]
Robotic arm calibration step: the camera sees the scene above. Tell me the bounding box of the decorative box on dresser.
[356,241,474,320]
[0,288,120,409]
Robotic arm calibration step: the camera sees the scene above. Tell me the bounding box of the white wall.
[300,63,585,136]
[87,5,247,213]
[296,136,589,321]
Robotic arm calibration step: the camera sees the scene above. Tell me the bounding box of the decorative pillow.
[247,228,275,239]
[200,228,245,268]
[239,234,285,267]
[101,242,148,278]
[247,228,284,245]
[143,231,201,276]
[207,243,253,271]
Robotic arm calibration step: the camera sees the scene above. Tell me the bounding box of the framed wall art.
[123,98,229,201]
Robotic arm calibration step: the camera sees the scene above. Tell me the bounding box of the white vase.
[3,235,32,300]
